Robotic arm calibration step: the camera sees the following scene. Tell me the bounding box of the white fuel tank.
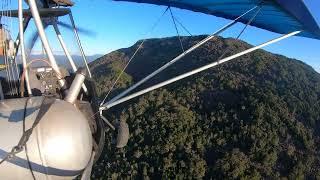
[0,96,93,180]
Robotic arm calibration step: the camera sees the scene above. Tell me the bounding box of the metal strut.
[53,23,88,93]
[28,0,66,89]
[169,7,185,53]
[18,0,32,95]
[100,7,170,106]
[104,5,259,106]
[69,12,92,78]
[101,31,301,110]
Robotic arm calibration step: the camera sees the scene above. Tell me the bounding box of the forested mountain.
[89,35,320,179]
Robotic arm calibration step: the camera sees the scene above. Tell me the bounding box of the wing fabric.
[113,0,320,40]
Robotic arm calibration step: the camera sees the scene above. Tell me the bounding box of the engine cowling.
[0,96,93,180]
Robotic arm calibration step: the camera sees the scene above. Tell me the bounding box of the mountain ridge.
[90,35,320,179]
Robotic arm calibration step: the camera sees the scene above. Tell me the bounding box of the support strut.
[53,23,88,93]
[18,0,32,95]
[69,12,92,78]
[101,31,301,110]
[106,5,259,105]
[28,0,66,89]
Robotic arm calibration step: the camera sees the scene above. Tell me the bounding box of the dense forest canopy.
[89,35,320,179]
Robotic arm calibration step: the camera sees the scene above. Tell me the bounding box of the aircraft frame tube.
[53,23,78,72]
[106,5,259,105]
[15,16,31,56]
[18,0,32,95]
[53,23,88,93]
[68,12,92,78]
[64,68,86,104]
[28,0,66,89]
[102,31,301,110]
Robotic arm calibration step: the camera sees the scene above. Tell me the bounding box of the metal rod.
[28,0,66,88]
[3,49,13,96]
[53,23,88,93]
[69,12,92,78]
[169,7,185,53]
[53,23,77,71]
[106,5,259,105]
[64,68,86,104]
[100,7,170,106]
[15,16,31,52]
[102,31,301,110]
[100,113,115,131]
[18,0,32,95]
[0,80,4,100]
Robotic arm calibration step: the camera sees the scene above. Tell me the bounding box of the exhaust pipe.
[65,68,86,104]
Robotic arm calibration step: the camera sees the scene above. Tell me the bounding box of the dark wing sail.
[113,0,320,40]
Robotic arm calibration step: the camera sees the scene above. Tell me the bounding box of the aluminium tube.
[106,5,259,105]
[28,0,67,89]
[18,0,32,95]
[102,31,302,110]
[53,23,88,93]
[69,12,92,78]
[65,68,86,104]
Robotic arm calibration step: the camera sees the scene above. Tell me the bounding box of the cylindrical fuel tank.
[0,96,93,180]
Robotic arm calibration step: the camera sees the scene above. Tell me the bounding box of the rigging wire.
[169,7,185,53]
[100,6,170,106]
[102,5,260,107]
[217,6,262,61]
[173,16,192,36]
[3,48,12,96]
[9,0,20,95]
[103,30,300,110]
[5,0,15,95]
[6,46,15,95]
[100,5,262,110]
[1,0,19,96]
[1,2,13,96]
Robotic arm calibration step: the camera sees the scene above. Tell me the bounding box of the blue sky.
[6,0,320,71]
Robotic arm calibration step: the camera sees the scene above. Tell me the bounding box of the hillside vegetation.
[90,35,320,179]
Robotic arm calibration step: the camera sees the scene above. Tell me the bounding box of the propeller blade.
[57,21,96,37]
[26,24,49,54]
[26,31,39,53]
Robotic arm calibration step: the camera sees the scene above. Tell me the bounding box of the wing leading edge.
[113,0,320,40]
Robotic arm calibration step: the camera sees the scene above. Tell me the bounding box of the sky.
[4,0,320,71]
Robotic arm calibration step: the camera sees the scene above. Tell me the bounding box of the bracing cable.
[173,16,192,36]
[6,0,17,94]
[8,0,20,95]
[5,0,15,95]
[8,0,20,87]
[100,5,263,110]
[101,5,260,107]
[100,7,170,106]
[1,0,18,96]
[169,7,185,53]
[217,6,262,61]
[1,3,12,95]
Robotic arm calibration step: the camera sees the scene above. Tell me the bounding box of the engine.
[0,97,93,179]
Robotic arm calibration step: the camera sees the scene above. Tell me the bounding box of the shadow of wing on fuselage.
[7,107,39,123]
